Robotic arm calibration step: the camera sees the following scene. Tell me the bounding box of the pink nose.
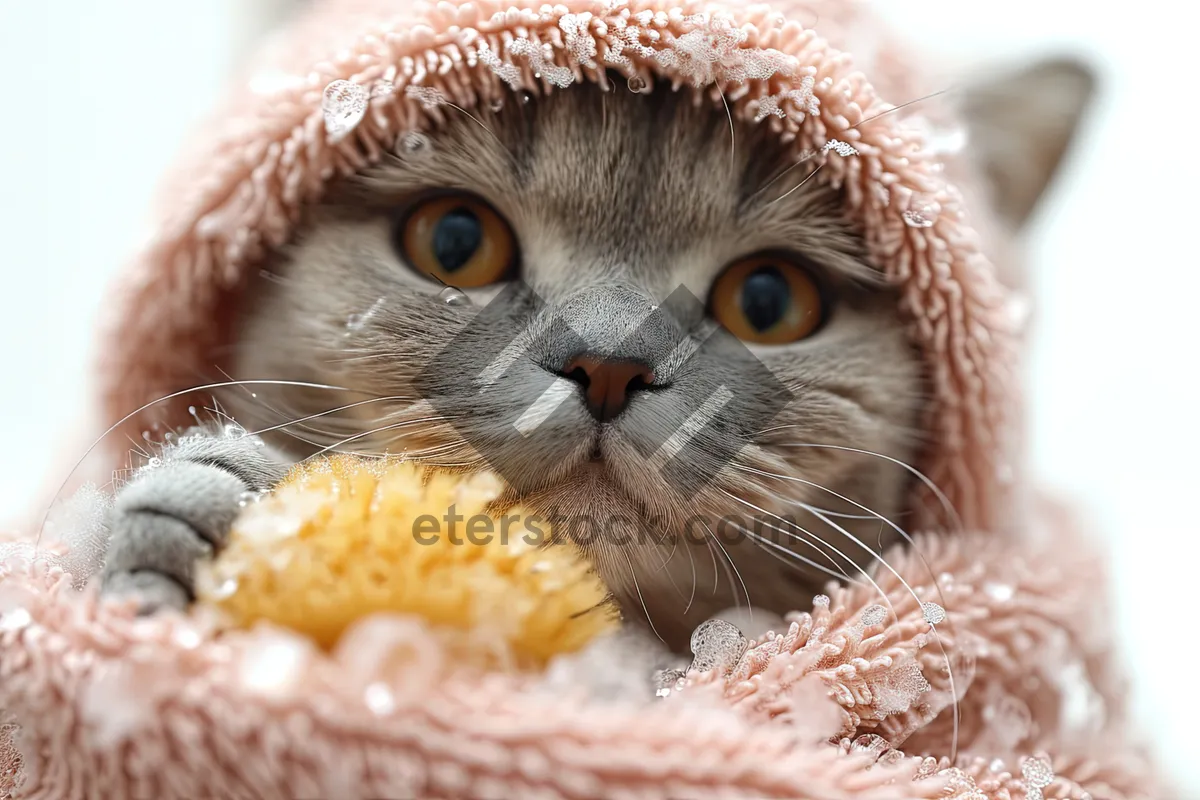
[562,355,655,422]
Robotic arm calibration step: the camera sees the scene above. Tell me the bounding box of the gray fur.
[101,63,1095,649]
[100,430,290,611]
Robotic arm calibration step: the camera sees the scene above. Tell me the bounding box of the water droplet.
[921,601,946,625]
[688,618,748,674]
[364,682,397,714]
[1021,756,1054,788]
[627,74,647,92]
[438,286,472,306]
[369,80,395,99]
[0,608,31,632]
[489,98,504,113]
[146,456,163,470]
[902,208,936,228]
[403,84,446,109]
[860,604,887,626]
[236,490,262,509]
[239,632,311,700]
[141,431,152,442]
[212,579,238,600]
[322,80,369,140]
[851,733,891,759]
[173,627,202,649]
[812,594,830,608]
[223,423,247,439]
[821,138,859,157]
[1005,293,1032,329]
[989,758,1006,773]
[653,667,686,697]
[534,71,542,79]
[188,406,201,424]
[985,582,1014,602]
[520,91,533,104]
[397,131,432,157]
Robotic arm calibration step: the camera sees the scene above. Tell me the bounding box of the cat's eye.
[709,255,825,344]
[395,193,517,287]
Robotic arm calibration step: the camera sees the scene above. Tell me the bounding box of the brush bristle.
[195,455,618,666]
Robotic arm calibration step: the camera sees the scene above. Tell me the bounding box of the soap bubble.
[627,75,647,93]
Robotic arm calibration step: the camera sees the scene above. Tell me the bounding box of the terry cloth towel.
[0,0,1167,797]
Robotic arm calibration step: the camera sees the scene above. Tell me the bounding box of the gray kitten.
[100,62,1094,650]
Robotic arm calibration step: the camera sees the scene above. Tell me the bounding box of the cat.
[100,61,1094,651]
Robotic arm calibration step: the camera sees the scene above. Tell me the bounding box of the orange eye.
[397,194,517,287]
[709,255,825,344]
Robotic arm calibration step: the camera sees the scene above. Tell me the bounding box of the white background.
[0,0,1195,792]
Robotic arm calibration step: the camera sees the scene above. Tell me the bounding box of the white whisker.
[35,379,357,546]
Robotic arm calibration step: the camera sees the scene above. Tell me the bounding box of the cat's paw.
[99,429,290,614]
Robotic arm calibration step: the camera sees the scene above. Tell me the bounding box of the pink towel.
[0,0,1166,796]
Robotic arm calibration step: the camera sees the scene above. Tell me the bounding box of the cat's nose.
[561,355,654,422]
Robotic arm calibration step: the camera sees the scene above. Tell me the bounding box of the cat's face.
[228,63,1093,648]
[229,79,921,646]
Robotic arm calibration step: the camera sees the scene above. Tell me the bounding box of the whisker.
[323,418,457,456]
[720,90,736,169]
[245,395,414,438]
[443,101,509,152]
[718,489,867,585]
[849,88,951,129]
[767,161,825,207]
[758,439,962,533]
[730,521,860,585]
[683,526,698,614]
[621,547,667,645]
[35,379,358,546]
[733,463,957,623]
[800,500,961,760]
[703,517,751,612]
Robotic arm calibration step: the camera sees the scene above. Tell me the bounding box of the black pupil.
[432,207,483,272]
[740,266,791,331]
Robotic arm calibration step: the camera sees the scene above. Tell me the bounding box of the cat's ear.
[954,56,1097,230]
